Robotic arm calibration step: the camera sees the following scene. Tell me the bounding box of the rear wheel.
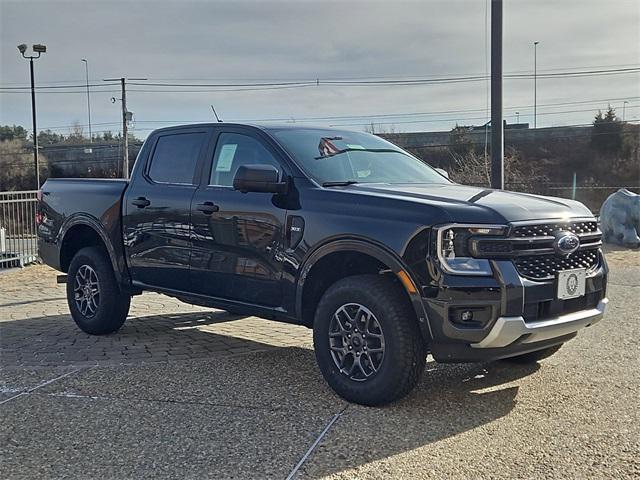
[66,246,130,335]
[313,274,426,406]
[503,344,563,364]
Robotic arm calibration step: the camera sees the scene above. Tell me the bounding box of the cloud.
[1,0,638,135]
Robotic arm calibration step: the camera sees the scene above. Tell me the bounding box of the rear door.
[123,127,212,290]
[189,127,288,307]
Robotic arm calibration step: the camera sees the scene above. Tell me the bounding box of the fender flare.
[295,238,433,341]
[57,214,124,284]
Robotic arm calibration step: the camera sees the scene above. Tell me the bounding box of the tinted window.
[210,133,280,186]
[148,132,206,184]
[269,128,449,185]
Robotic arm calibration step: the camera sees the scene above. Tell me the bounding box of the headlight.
[435,224,507,276]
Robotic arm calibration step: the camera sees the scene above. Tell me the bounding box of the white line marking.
[0,368,84,406]
[285,406,348,480]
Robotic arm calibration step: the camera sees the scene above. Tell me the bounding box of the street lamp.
[533,41,539,129]
[516,111,520,124]
[623,100,628,122]
[17,43,46,189]
[81,59,92,145]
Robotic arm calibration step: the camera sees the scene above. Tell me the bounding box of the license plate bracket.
[557,268,586,300]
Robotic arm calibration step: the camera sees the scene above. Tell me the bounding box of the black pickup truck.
[38,123,608,405]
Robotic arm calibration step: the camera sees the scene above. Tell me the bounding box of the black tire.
[313,274,426,406]
[503,344,563,364]
[66,246,130,335]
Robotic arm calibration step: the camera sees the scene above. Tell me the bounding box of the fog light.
[449,306,493,328]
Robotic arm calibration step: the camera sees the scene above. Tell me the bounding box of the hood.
[345,183,594,223]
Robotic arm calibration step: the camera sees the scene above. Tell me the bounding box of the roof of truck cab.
[148,123,353,134]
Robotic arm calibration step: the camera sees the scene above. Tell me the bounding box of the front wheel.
[313,274,426,406]
[66,246,130,335]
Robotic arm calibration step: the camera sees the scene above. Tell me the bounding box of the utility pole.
[533,41,539,129]
[623,100,628,122]
[121,78,129,179]
[490,0,504,189]
[104,77,145,179]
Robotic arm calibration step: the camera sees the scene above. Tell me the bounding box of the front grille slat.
[510,221,600,280]
[512,221,598,238]
[514,249,600,280]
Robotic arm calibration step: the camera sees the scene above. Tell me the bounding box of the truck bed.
[38,178,129,274]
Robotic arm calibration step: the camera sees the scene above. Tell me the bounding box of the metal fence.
[0,190,38,268]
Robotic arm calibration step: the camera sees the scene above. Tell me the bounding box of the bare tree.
[449,147,548,192]
[365,123,397,135]
[0,139,49,191]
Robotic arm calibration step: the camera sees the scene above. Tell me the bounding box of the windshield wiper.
[322,180,360,187]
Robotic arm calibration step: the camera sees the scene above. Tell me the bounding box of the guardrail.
[0,190,38,268]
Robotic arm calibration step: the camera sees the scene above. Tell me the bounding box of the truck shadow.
[2,310,540,475]
[0,310,297,367]
[301,359,537,477]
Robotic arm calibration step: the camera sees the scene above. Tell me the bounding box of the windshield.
[268,128,450,186]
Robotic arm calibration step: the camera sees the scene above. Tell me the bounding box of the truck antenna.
[210,105,223,122]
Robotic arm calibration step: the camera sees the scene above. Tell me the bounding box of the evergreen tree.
[591,106,623,154]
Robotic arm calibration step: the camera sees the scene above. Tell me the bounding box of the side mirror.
[233,164,288,194]
[435,167,449,179]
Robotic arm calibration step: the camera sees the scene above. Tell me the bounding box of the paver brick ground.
[1,248,638,479]
[0,264,311,367]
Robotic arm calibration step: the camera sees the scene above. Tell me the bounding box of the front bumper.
[471,298,607,348]
[423,252,608,362]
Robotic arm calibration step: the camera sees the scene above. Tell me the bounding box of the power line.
[2,66,638,92]
[232,97,640,123]
[328,106,640,127]
[28,97,640,133]
[2,62,639,86]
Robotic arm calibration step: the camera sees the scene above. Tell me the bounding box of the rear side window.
[148,132,206,184]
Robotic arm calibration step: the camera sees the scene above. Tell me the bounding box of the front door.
[123,127,211,290]
[190,128,287,307]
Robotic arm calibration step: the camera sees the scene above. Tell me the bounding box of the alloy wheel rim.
[74,265,100,318]
[328,303,385,381]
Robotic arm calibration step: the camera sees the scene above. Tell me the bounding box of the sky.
[1,0,639,139]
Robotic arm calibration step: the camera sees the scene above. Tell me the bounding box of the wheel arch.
[58,215,123,284]
[296,238,432,340]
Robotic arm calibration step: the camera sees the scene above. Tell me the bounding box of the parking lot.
[1,249,639,479]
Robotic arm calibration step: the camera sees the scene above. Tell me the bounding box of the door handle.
[196,201,219,214]
[131,197,151,208]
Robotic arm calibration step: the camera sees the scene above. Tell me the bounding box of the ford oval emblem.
[554,231,580,256]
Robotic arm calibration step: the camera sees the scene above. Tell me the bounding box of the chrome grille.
[512,221,598,238]
[514,249,600,280]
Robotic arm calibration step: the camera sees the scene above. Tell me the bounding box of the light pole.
[516,111,520,124]
[622,100,628,122]
[17,43,46,189]
[533,41,539,129]
[81,59,92,143]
